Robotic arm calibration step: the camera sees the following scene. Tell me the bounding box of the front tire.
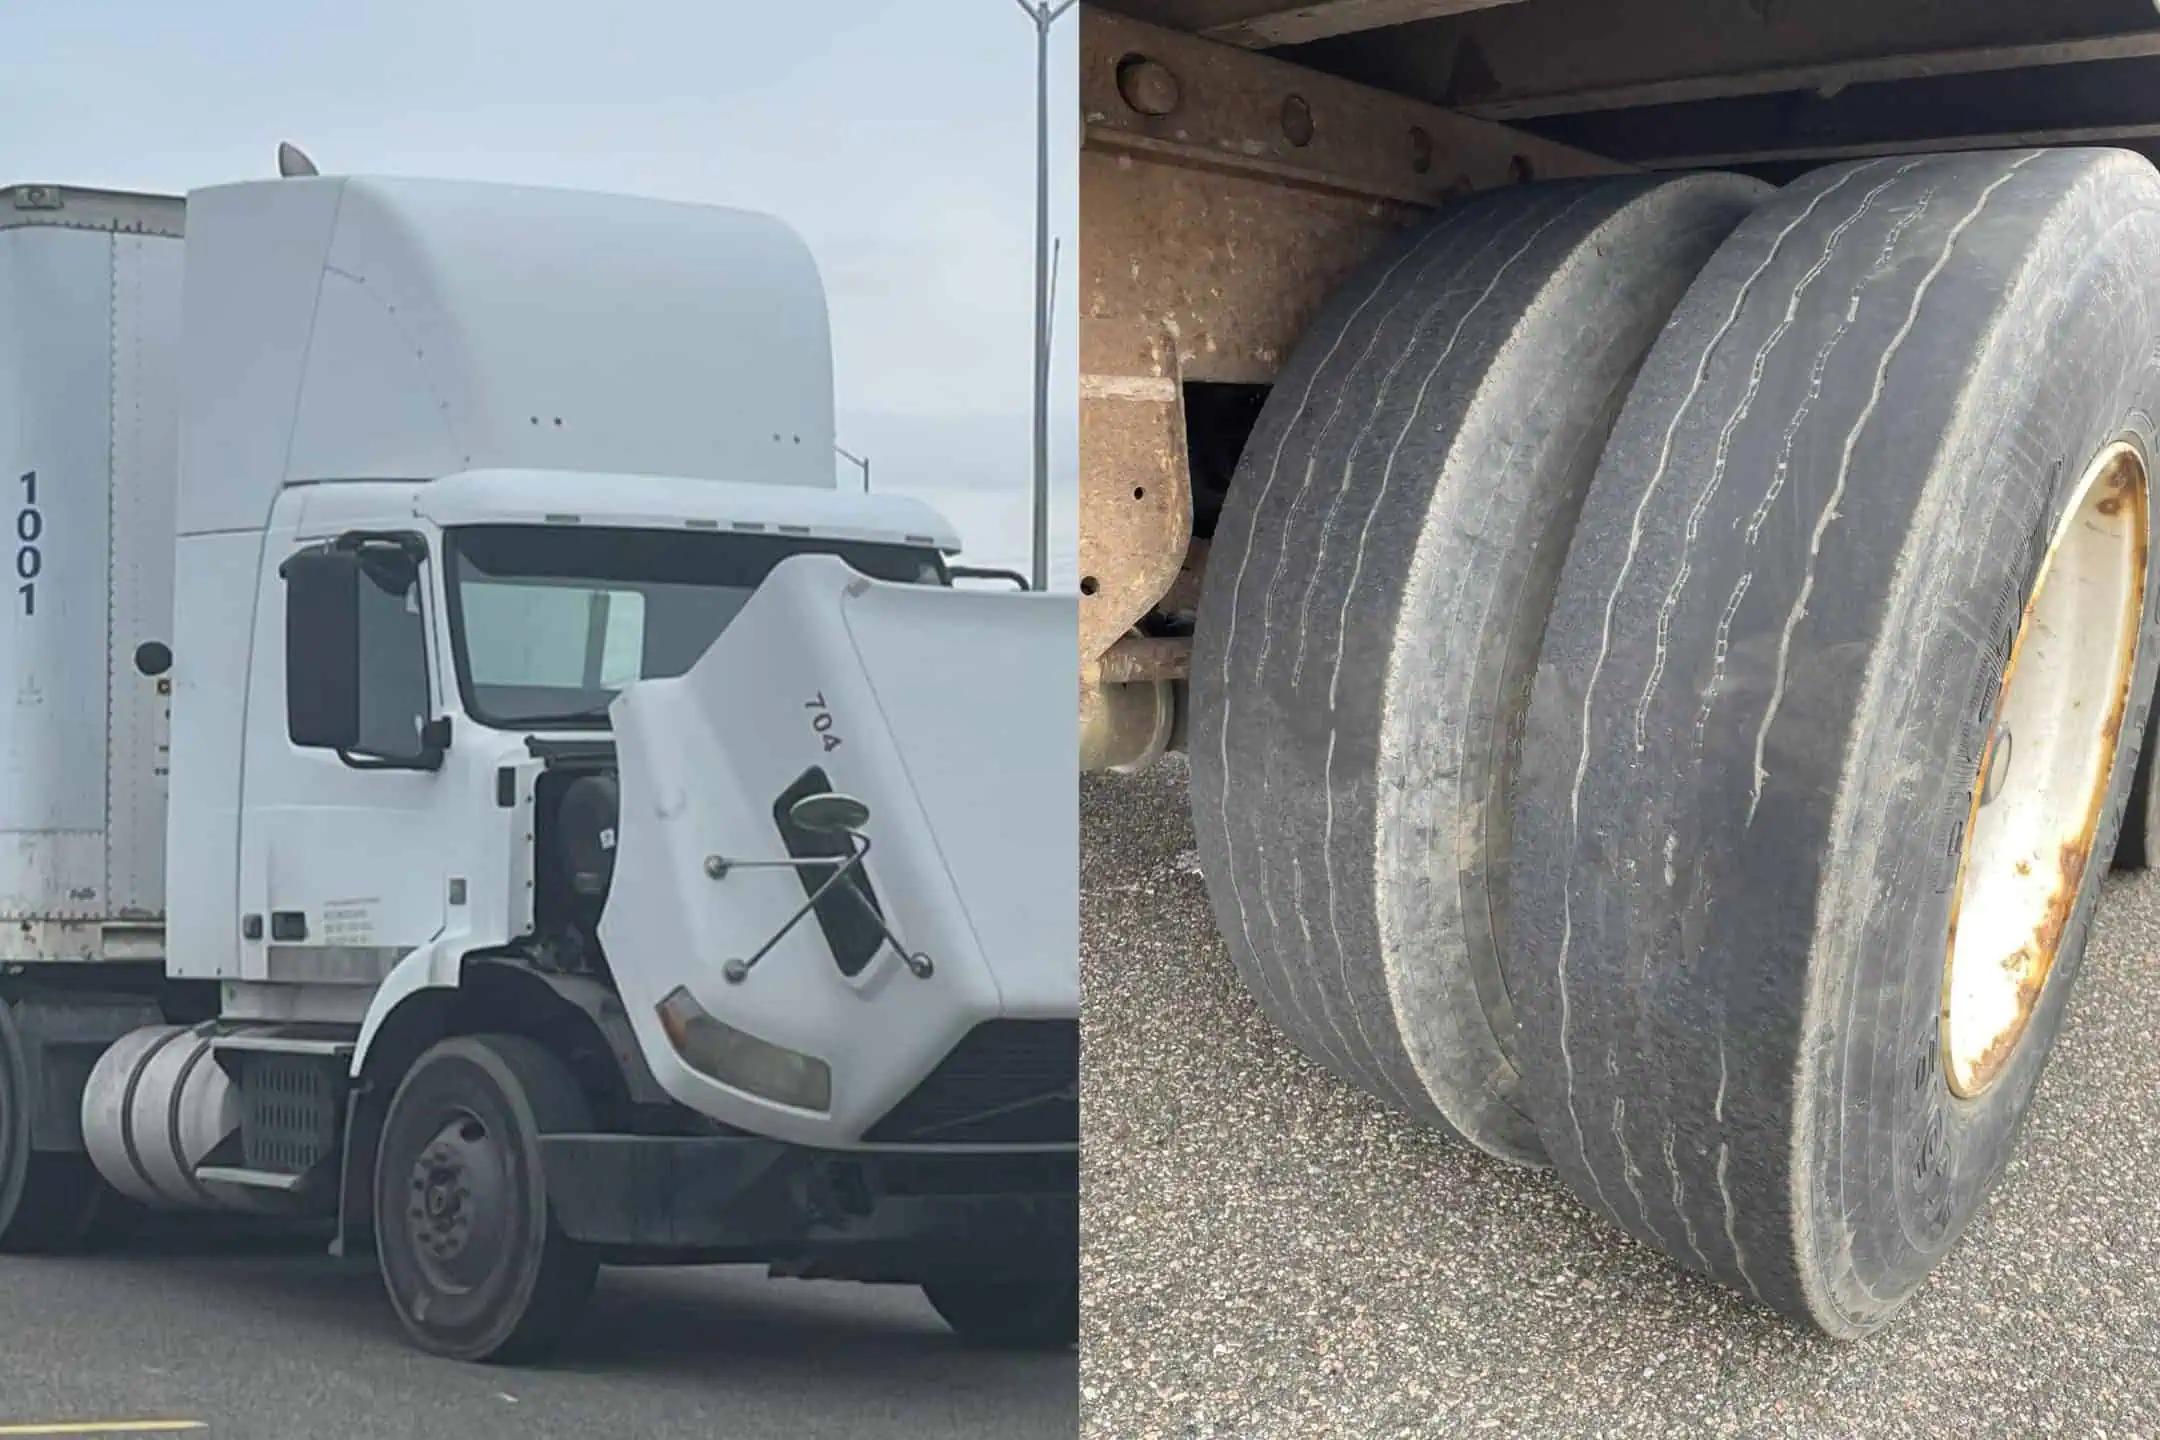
[373,1034,598,1362]
[923,1250,1078,1349]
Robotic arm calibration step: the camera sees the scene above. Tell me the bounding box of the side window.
[354,550,432,761]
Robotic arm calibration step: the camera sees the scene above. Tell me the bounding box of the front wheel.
[373,1034,598,1362]
[923,1251,1078,1349]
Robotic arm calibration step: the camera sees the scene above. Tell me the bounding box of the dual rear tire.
[0,999,105,1253]
[1191,173,1771,1164]
[1194,149,2160,1334]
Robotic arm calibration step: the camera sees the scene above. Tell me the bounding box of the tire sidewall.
[2134,703,2160,866]
[1794,186,2160,1332]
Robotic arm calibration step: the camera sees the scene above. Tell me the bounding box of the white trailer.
[0,173,1078,1361]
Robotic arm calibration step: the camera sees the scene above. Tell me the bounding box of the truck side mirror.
[787,791,870,834]
[282,545,362,751]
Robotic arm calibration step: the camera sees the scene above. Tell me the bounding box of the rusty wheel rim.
[1943,440,2149,1099]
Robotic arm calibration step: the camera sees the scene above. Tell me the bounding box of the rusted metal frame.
[1077,7,1625,766]
[1194,0,1525,50]
[1529,51,2160,170]
[1529,51,2160,171]
[1084,8,1618,210]
[1637,122,2160,173]
[1077,311,1192,673]
[1462,32,2160,122]
[1246,0,2160,122]
[1098,635,1192,684]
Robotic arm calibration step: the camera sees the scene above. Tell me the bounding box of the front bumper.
[539,1133,1076,1282]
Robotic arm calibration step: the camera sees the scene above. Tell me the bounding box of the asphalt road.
[1080,759,2160,1439]
[0,1230,1075,1439]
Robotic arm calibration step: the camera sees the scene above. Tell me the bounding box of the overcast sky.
[0,0,1078,585]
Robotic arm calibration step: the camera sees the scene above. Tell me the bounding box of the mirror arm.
[337,716,449,773]
[948,564,1030,591]
[336,745,445,773]
[332,530,429,564]
[709,834,934,984]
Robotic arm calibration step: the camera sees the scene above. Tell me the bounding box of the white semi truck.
[0,171,1078,1361]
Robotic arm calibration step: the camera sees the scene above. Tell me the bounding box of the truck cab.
[0,172,1077,1361]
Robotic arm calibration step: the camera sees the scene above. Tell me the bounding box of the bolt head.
[1115,55,1180,117]
[1409,125,1433,175]
[1280,95,1314,148]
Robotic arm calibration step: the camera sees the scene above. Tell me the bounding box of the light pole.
[1013,0,1075,592]
[835,443,871,493]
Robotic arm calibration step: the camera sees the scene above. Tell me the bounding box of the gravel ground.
[1080,758,2160,1439]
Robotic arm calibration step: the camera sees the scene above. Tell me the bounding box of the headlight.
[655,985,832,1112]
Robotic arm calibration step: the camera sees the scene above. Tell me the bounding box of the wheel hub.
[1944,440,2149,1097]
[403,1114,505,1287]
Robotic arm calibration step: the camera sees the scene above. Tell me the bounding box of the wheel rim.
[1944,440,2149,1098]
[402,1108,514,1297]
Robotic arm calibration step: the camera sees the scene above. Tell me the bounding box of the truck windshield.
[443,525,945,729]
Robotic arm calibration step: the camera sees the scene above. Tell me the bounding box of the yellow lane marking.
[0,1424,206,1436]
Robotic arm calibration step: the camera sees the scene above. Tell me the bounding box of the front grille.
[864,1020,1078,1145]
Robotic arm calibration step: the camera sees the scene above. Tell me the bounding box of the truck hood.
[599,554,1077,1147]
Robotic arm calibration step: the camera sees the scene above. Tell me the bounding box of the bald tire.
[1189,174,1770,1163]
[374,1034,599,1362]
[1509,149,2160,1336]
